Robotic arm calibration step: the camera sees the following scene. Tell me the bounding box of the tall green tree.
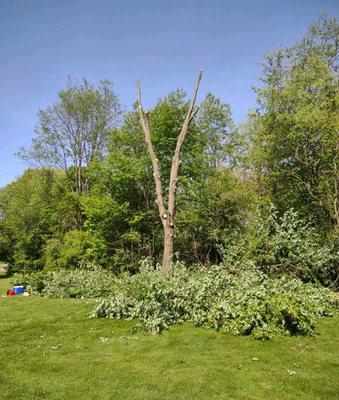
[0,169,68,273]
[251,14,338,234]
[17,78,122,228]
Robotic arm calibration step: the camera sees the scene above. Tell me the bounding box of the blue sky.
[0,0,338,187]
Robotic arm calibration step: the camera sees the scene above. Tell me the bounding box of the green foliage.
[92,261,335,338]
[248,205,338,285]
[0,14,337,285]
[43,230,95,269]
[10,270,47,294]
[250,13,338,233]
[176,169,256,264]
[17,78,121,180]
[197,93,234,169]
[71,89,237,269]
[11,264,115,298]
[0,169,69,274]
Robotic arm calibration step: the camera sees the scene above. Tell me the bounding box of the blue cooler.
[13,286,24,295]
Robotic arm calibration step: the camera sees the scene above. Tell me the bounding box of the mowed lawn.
[0,274,338,400]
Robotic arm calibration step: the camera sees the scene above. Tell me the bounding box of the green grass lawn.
[0,275,338,400]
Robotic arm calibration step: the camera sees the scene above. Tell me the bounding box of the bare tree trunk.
[137,71,202,270]
[163,218,174,268]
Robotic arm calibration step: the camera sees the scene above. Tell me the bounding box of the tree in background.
[1,83,240,273]
[250,13,338,235]
[197,93,234,171]
[1,13,336,284]
[0,170,68,273]
[17,78,122,227]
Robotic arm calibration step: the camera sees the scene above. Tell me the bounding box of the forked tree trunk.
[137,71,202,270]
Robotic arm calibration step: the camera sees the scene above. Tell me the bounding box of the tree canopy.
[0,14,337,285]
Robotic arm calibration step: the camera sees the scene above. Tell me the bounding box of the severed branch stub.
[137,70,203,270]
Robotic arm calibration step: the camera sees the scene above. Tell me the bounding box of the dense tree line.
[0,15,338,284]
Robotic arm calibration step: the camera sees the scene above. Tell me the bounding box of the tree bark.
[162,218,174,268]
[137,71,202,270]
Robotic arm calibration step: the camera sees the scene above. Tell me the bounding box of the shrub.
[43,230,94,270]
[11,270,47,294]
[246,205,338,286]
[43,266,115,298]
[10,264,115,298]
[91,261,336,338]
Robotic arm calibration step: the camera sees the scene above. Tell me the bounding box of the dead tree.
[137,70,203,270]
